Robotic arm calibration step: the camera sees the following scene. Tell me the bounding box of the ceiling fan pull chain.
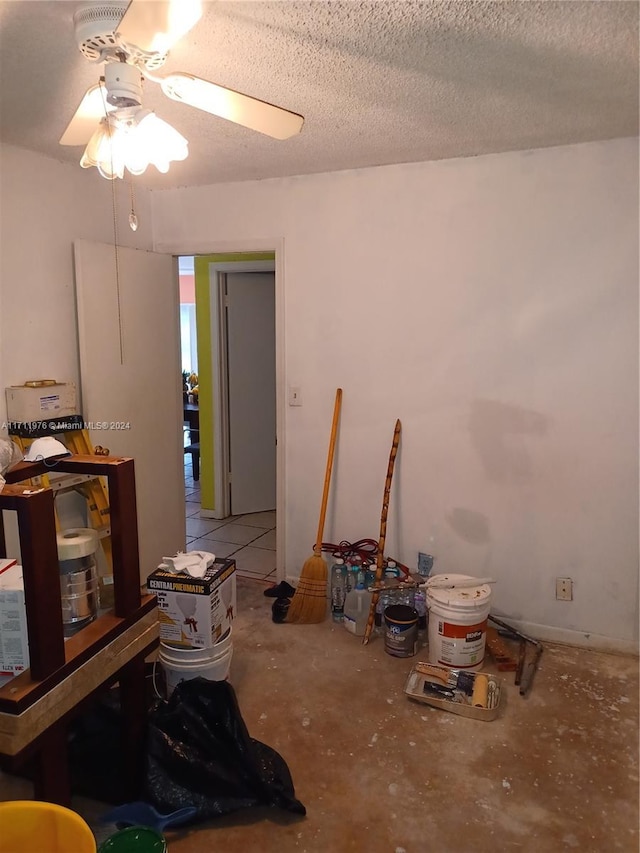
[110,175,125,365]
[128,179,138,231]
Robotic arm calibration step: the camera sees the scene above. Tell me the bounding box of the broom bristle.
[286,552,328,623]
[300,551,328,580]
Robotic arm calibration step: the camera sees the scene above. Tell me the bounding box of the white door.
[226,271,276,515]
[74,239,185,583]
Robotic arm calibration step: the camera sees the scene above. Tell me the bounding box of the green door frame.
[193,253,276,514]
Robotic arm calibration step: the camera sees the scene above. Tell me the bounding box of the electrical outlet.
[556,577,573,601]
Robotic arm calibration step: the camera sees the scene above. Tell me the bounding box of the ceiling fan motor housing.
[73,2,167,70]
[105,62,143,108]
[73,2,129,61]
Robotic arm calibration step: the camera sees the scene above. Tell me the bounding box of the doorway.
[200,257,276,519]
[180,254,279,582]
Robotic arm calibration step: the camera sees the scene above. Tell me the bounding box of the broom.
[362,418,402,645]
[286,388,343,624]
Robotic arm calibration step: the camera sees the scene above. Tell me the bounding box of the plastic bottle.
[385,560,400,578]
[347,556,362,594]
[330,559,346,621]
[343,584,372,636]
[414,588,427,630]
[345,558,356,594]
[375,564,402,627]
[363,562,376,588]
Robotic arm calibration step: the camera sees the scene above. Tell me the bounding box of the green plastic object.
[98,826,167,853]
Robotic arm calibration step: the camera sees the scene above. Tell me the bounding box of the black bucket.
[384,604,419,657]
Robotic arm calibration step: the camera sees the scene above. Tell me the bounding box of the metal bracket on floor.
[488,614,543,697]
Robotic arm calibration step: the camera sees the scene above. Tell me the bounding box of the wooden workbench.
[0,455,159,805]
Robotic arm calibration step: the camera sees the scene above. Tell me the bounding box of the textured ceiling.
[0,1,637,190]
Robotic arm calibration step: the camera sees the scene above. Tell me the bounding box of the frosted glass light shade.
[80,109,188,179]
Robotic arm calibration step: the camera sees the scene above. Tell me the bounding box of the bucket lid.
[426,574,492,608]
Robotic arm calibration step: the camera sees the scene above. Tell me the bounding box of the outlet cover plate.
[556,577,573,601]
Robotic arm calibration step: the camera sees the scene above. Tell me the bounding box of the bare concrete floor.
[1,577,638,852]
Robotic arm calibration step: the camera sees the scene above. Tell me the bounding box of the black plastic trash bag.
[145,677,306,823]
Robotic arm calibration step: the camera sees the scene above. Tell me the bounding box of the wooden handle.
[363,418,402,645]
[415,662,451,684]
[519,645,543,696]
[314,389,342,552]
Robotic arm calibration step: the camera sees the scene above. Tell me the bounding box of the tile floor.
[184,459,277,584]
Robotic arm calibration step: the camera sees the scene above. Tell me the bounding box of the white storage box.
[5,381,77,423]
[0,559,29,676]
[147,557,236,650]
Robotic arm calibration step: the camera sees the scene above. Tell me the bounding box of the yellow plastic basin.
[0,800,96,853]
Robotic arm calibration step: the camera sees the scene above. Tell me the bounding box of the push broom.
[286,388,342,624]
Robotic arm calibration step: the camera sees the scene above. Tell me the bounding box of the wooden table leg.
[33,722,71,806]
[118,655,148,802]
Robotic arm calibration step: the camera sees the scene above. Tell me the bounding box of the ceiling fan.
[60,0,304,179]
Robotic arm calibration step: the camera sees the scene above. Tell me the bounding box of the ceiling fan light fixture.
[62,0,304,167]
[80,109,188,180]
[80,117,120,179]
[130,110,189,174]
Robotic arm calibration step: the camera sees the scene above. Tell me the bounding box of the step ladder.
[9,415,115,607]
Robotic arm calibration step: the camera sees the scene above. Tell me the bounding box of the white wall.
[0,144,154,423]
[153,138,639,651]
[0,144,155,557]
[0,139,636,651]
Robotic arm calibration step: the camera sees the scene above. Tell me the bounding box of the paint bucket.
[384,604,419,657]
[158,627,233,696]
[426,575,492,669]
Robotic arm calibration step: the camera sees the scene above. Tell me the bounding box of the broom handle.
[363,418,401,645]
[314,388,343,552]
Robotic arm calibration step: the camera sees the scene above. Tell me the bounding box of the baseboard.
[198,509,226,520]
[489,614,639,657]
[281,579,639,656]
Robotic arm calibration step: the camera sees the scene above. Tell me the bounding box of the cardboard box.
[5,381,77,423]
[147,558,236,649]
[0,560,30,676]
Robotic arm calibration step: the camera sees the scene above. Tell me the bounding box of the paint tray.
[404,662,503,721]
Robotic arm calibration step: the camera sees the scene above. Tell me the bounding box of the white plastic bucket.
[159,628,233,696]
[426,575,492,669]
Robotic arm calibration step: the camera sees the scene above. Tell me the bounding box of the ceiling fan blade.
[59,83,114,146]
[117,0,202,56]
[160,73,304,140]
